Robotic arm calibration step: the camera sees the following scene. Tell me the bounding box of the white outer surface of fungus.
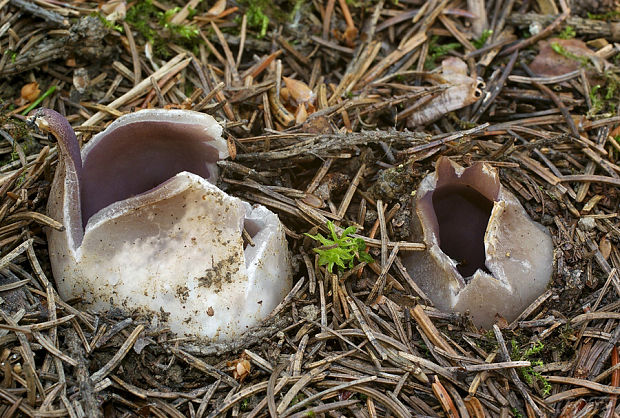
[46,109,292,340]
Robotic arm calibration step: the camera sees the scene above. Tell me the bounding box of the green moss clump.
[511,340,552,397]
[587,10,620,20]
[237,0,305,38]
[245,0,271,38]
[587,71,619,117]
[305,221,373,273]
[125,0,159,42]
[424,36,462,69]
[125,0,200,58]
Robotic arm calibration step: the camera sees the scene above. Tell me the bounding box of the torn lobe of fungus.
[403,157,553,327]
[34,108,292,340]
[33,109,84,250]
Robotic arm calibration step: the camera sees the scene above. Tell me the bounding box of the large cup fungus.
[403,157,553,327]
[33,108,292,340]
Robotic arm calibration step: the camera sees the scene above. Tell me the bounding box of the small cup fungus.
[403,157,553,327]
[34,108,292,340]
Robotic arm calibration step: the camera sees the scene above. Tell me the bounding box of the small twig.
[91,325,144,383]
[280,376,377,417]
[9,0,68,27]
[122,22,141,86]
[500,0,570,56]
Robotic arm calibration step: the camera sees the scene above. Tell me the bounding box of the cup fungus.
[402,157,553,327]
[34,108,292,340]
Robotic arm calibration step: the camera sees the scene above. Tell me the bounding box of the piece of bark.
[507,13,620,41]
[0,16,115,76]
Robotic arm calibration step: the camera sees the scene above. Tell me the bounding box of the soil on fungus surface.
[0,0,619,416]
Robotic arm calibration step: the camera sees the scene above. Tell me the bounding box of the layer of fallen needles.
[0,0,618,416]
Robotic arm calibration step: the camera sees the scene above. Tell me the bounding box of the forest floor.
[0,0,619,416]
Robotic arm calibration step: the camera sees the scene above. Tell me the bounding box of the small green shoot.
[604,73,617,100]
[289,0,304,25]
[557,25,575,39]
[305,221,373,273]
[5,50,17,63]
[590,84,603,115]
[582,54,620,116]
[15,172,27,188]
[588,82,618,116]
[473,29,493,49]
[550,42,590,67]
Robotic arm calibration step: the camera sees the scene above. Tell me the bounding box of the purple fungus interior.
[432,184,493,277]
[80,121,221,227]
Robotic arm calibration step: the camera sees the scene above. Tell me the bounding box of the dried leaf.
[464,396,486,418]
[599,234,612,260]
[301,115,332,134]
[21,82,40,103]
[432,376,458,418]
[100,0,126,21]
[407,57,484,127]
[530,38,605,77]
[208,0,227,16]
[73,68,89,94]
[494,313,510,329]
[229,357,251,381]
[283,77,315,104]
[560,399,587,418]
[227,134,237,160]
[343,26,358,47]
[301,193,324,208]
[280,86,290,103]
[295,102,308,124]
